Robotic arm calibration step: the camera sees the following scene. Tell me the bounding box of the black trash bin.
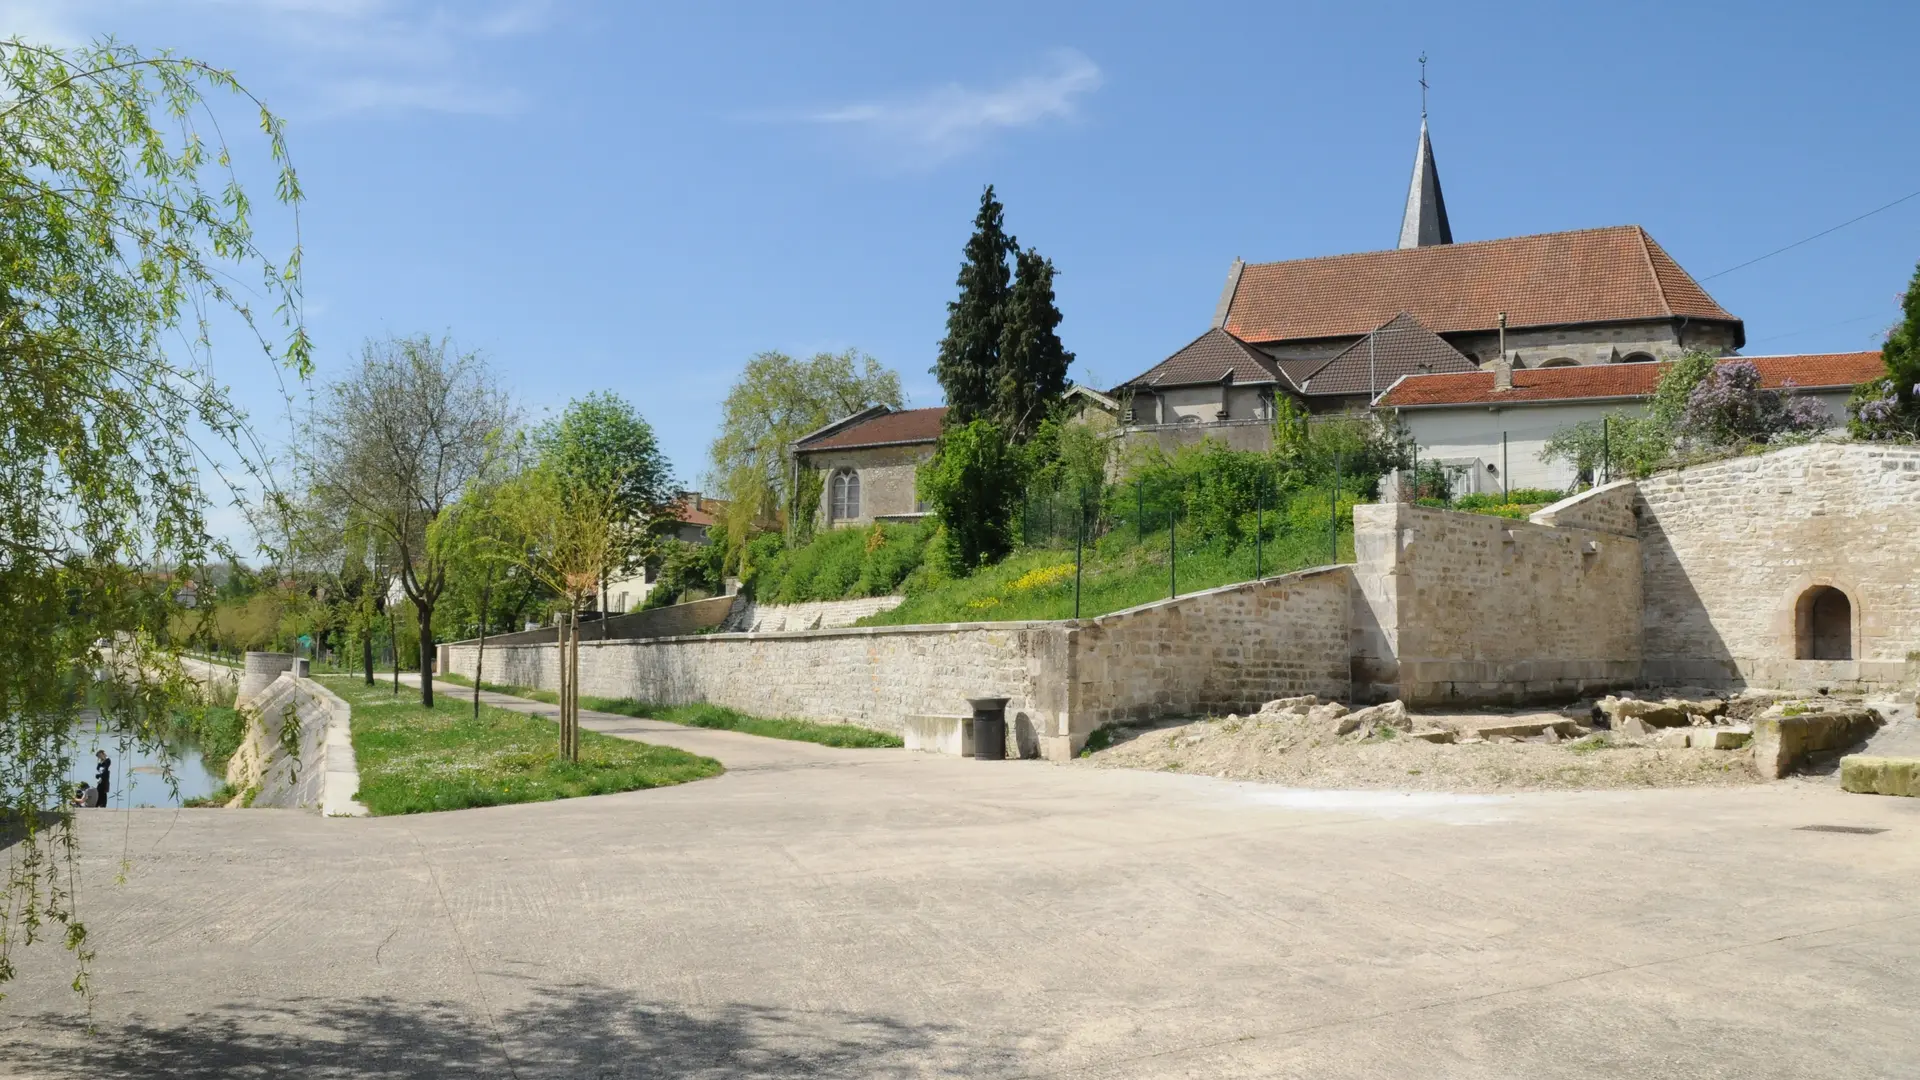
[968,696,1010,760]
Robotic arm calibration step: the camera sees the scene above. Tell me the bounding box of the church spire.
[1397,56,1452,249]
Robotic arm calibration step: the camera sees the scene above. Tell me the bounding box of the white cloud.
[787,48,1102,165]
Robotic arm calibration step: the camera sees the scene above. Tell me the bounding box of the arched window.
[830,470,861,522]
[1795,585,1853,660]
[1539,357,1579,368]
[1618,352,1657,364]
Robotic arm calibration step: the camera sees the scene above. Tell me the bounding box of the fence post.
[1254,468,1264,580]
[1501,431,1509,501]
[1168,481,1178,600]
[1074,487,1085,620]
[1135,476,1143,543]
[1330,452,1342,563]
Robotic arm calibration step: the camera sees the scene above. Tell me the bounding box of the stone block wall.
[1530,479,1639,537]
[451,622,1070,758]
[1352,502,1642,705]
[440,593,738,654]
[446,566,1356,759]
[1067,567,1352,728]
[1636,442,1920,692]
[802,443,932,529]
[720,595,906,633]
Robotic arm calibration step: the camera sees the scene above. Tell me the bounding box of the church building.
[1112,116,1746,443]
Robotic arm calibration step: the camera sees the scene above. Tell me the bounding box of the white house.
[1374,352,1884,494]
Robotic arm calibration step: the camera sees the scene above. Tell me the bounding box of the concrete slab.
[3,682,1918,1079]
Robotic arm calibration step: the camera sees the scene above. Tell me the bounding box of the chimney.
[1493,356,1513,392]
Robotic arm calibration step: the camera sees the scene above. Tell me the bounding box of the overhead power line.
[1702,187,1920,281]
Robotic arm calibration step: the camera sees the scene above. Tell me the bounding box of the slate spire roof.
[1398,117,1452,250]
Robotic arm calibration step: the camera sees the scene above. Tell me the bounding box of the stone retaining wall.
[228,674,366,816]
[447,567,1353,759]
[719,595,906,632]
[1637,443,1920,693]
[1351,501,1643,706]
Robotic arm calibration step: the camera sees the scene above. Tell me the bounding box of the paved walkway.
[3,684,1918,1078]
[403,673,877,772]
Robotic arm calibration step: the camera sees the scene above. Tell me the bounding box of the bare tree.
[305,335,514,706]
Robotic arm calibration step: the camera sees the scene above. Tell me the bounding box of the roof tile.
[1224,225,1739,343]
[794,406,947,452]
[1376,352,1884,408]
[1298,312,1478,397]
[1120,327,1283,390]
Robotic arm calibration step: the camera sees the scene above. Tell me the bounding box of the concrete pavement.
[2,681,1917,1078]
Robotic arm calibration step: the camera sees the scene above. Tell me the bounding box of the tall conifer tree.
[934,186,1016,424]
[997,248,1074,441]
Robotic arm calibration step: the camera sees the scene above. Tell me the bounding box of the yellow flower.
[1009,564,1075,592]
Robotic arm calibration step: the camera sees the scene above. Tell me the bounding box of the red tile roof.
[1222,225,1740,344]
[794,406,947,452]
[1376,352,1884,408]
[669,494,723,528]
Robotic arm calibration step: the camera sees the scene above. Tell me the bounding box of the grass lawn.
[437,673,903,749]
[863,521,1355,627]
[327,676,723,815]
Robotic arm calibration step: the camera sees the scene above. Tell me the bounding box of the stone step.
[1840,755,1920,797]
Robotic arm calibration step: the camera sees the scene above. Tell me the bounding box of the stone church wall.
[1636,442,1920,692]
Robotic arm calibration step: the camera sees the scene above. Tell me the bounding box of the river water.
[68,711,226,809]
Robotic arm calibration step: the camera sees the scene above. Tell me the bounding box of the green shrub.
[641,536,725,609]
[745,519,936,604]
[919,419,1024,572]
[1505,487,1565,504]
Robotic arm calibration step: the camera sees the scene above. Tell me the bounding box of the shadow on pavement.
[0,981,1010,1079]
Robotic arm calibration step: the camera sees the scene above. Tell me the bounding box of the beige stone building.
[792,405,945,529]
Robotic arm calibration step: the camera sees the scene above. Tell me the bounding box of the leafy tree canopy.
[1849,260,1920,440]
[707,349,902,557]
[932,186,1075,440]
[0,39,305,998]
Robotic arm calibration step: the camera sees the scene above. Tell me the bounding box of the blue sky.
[15,0,1920,541]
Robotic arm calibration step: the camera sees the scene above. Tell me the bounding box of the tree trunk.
[600,575,609,640]
[569,609,582,760]
[474,573,492,722]
[556,611,570,761]
[389,610,399,695]
[417,601,436,708]
[362,622,375,685]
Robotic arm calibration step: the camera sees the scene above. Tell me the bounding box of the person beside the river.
[93,749,111,808]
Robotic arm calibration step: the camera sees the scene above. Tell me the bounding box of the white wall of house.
[1395,388,1851,494]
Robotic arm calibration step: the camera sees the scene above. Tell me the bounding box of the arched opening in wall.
[1618,352,1657,364]
[1794,585,1853,660]
[1539,357,1578,368]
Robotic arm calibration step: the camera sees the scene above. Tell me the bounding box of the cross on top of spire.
[1419,53,1428,118]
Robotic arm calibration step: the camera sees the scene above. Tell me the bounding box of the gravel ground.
[1078,704,1767,793]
